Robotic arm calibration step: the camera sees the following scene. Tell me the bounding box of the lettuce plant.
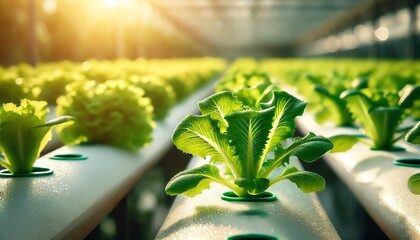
[31,70,85,104]
[165,90,333,198]
[0,70,29,104]
[216,70,271,93]
[216,71,278,108]
[311,74,367,127]
[56,80,155,151]
[330,85,420,152]
[127,75,176,120]
[0,99,73,174]
[158,72,194,101]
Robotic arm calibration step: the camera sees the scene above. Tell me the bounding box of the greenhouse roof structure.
[150,0,409,56]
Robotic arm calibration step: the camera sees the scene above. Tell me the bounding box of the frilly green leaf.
[56,80,155,150]
[198,91,242,133]
[261,132,332,177]
[260,91,307,161]
[127,75,176,120]
[172,114,240,177]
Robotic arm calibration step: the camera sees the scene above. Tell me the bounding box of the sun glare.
[43,0,57,14]
[103,0,118,8]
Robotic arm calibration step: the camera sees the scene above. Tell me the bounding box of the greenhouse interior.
[0,0,419,239]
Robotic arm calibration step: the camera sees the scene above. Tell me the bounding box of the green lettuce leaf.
[0,99,74,174]
[341,90,386,146]
[235,83,277,109]
[198,91,242,133]
[369,107,403,148]
[405,121,420,144]
[165,164,231,197]
[270,166,325,193]
[314,85,352,126]
[329,134,367,152]
[225,108,275,178]
[127,75,176,120]
[399,84,420,109]
[341,90,376,133]
[260,91,307,162]
[172,114,240,177]
[261,132,332,177]
[408,173,420,195]
[287,133,333,162]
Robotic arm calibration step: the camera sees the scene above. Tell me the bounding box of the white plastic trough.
[156,157,339,240]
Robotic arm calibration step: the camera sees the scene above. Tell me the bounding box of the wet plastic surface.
[155,157,339,240]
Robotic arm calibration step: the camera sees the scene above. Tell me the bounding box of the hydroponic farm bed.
[0,80,215,239]
[156,156,340,240]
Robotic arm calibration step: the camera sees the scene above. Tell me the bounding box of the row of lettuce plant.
[0,58,225,175]
[258,58,420,196]
[259,58,420,151]
[1,58,225,106]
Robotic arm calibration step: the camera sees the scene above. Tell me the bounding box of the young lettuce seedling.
[165,90,333,198]
[311,72,368,127]
[330,85,420,152]
[0,99,74,174]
